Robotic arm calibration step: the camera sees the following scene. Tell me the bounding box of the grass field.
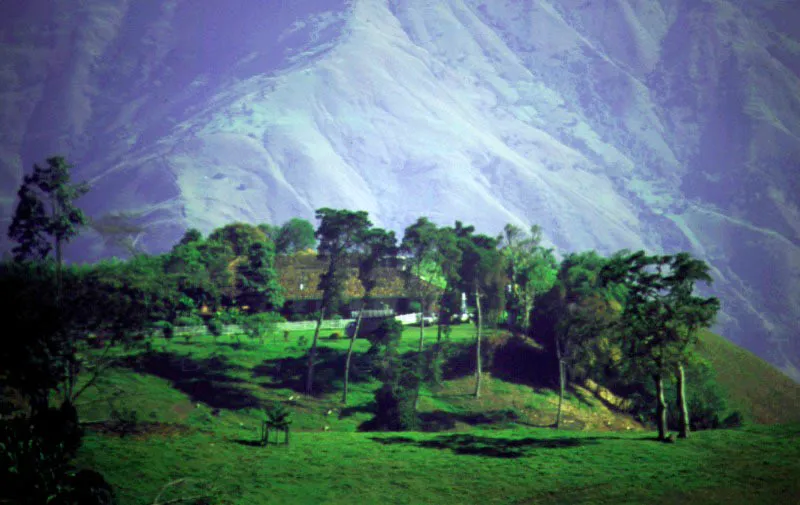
[69,325,800,505]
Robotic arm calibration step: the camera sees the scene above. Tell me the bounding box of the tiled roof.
[275,254,419,300]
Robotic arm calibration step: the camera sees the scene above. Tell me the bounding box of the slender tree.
[498,224,557,333]
[550,251,614,429]
[306,208,371,395]
[430,226,462,386]
[455,223,505,398]
[662,253,720,438]
[343,227,397,404]
[401,218,444,354]
[8,156,89,306]
[600,251,717,441]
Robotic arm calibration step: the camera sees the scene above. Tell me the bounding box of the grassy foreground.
[77,424,800,505]
[69,326,800,504]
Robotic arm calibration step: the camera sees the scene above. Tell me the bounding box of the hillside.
[1,0,798,380]
[697,329,800,425]
[61,325,800,505]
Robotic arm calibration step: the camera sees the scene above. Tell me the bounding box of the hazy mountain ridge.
[0,0,798,379]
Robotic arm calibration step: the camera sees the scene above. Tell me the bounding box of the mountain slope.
[0,0,798,379]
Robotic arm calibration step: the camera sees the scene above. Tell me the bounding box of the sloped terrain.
[63,326,800,505]
[0,0,798,377]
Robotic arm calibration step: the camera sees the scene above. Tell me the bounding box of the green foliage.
[0,401,115,505]
[175,314,204,327]
[365,319,420,430]
[178,228,203,246]
[275,218,316,254]
[263,402,292,428]
[216,307,243,325]
[314,208,372,311]
[0,260,68,410]
[152,321,174,339]
[7,156,89,263]
[109,404,139,438]
[498,224,557,330]
[241,312,285,342]
[205,316,224,338]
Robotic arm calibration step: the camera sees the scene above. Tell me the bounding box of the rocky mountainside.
[1,0,798,379]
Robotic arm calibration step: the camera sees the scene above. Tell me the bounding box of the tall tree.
[498,224,557,333]
[549,251,615,429]
[343,227,397,404]
[8,156,89,305]
[661,253,720,438]
[207,223,282,310]
[306,208,371,395]
[430,225,462,386]
[600,251,717,441]
[401,217,444,355]
[455,223,506,398]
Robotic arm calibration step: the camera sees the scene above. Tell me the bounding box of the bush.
[205,317,224,338]
[109,405,139,437]
[152,321,173,339]
[372,382,418,431]
[329,332,340,340]
[241,312,286,342]
[175,314,204,327]
[721,410,744,429]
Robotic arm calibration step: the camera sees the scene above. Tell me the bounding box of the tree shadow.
[417,409,523,432]
[117,351,262,410]
[230,438,263,447]
[369,433,601,458]
[251,347,375,396]
[339,404,374,419]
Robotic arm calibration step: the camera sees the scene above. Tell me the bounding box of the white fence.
[172,313,425,337]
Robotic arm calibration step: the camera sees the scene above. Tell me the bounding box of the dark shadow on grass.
[339,404,374,419]
[231,438,263,447]
[252,347,376,396]
[370,433,600,458]
[417,409,523,432]
[117,351,261,410]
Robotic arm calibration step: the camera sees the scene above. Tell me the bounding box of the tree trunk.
[55,237,63,307]
[523,296,533,336]
[555,336,564,430]
[414,300,427,409]
[418,300,425,353]
[474,288,483,398]
[305,306,326,395]
[677,363,690,439]
[654,373,667,441]
[342,303,365,404]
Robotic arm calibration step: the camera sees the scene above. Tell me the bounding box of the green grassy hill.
[66,325,800,504]
[696,330,800,425]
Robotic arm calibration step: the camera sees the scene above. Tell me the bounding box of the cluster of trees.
[2,155,727,499]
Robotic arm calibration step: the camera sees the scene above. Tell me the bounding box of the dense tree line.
[2,156,732,503]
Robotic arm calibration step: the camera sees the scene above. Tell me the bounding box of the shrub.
[329,332,340,340]
[721,410,744,429]
[241,312,286,342]
[205,317,224,339]
[175,314,204,327]
[373,381,418,431]
[110,405,139,437]
[152,321,173,339]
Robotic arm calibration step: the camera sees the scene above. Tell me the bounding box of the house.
[274,253,428,318]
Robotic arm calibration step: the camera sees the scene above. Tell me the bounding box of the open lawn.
[69,326,800,505]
